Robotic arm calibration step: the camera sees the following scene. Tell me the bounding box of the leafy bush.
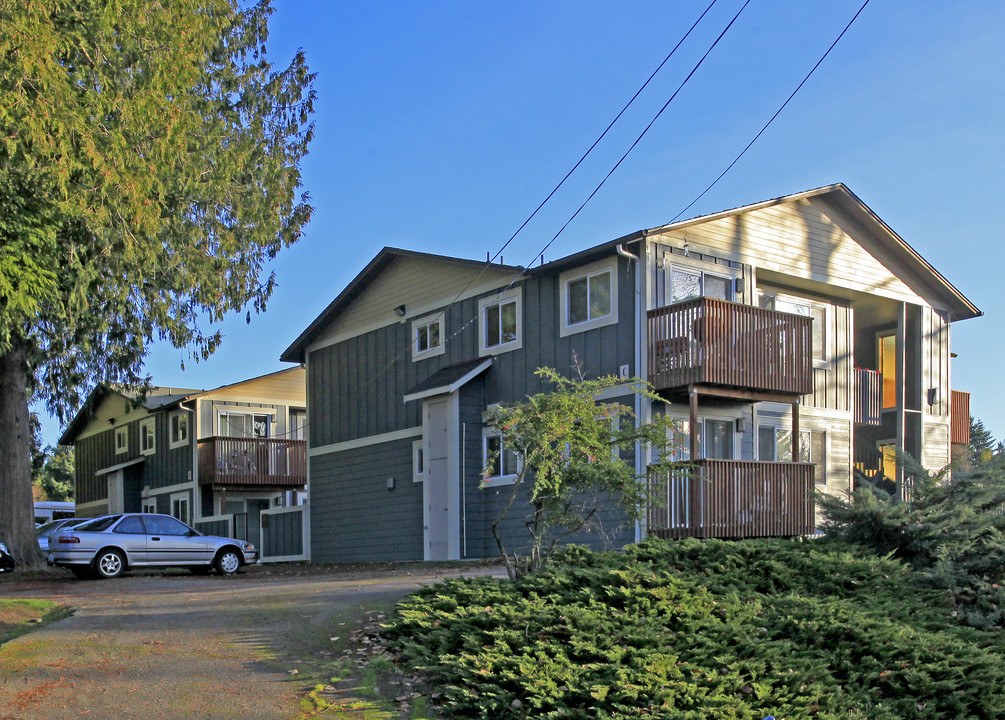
[819,457,1005,629]
[384,539,1005,719]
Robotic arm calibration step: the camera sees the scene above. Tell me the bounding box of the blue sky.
[40,1,1005,444]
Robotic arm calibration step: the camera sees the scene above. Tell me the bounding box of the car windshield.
[73,515,121,532]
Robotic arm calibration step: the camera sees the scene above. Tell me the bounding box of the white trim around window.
[412,440,425,483]
[757,289,831,365]
[559,257,619,337]
[478,287,523,356]
[169,411,190,449]
[139,418,156,456]
[170,492,191,525]
[482,428,521,487]
[114,425,128,455]
[411,312,446,361]
[142,499,157,514]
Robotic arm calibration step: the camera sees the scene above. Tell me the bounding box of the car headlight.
[242,543,255,552]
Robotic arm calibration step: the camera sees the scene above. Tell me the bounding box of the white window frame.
[758,289,831,366]
[482,428,521,487]
[411,312,446,361]
[559,258,619,337]
[169,411,189,449]
[170,492,190,525]
[139,418,156,455]
[478,287,523,356]
[412,440,425,483]
[142,499,157,514]
[217,409,272,438]
[114,425,128,455]
[666,259,738,305]
[666,411,741,461]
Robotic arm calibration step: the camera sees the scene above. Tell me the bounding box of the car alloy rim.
[221,553,240,573]
[100,554,121,575]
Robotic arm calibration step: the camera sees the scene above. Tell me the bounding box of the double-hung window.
[169,412,189,449]
[560,259,619,336]
[139,418,156,455]
[115,426,128,455]
[483,431,520,487]
[412,313,445,360]
[670,267,734,304]
[478,289,522,355]
[759,291,829,363]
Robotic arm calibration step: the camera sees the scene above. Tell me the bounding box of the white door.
[423,398,450,561]
[107,470,124,514]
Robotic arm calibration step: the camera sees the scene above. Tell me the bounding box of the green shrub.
[384,539,1005,719]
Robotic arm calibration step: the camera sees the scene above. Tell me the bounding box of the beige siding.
[311,256,518,348]
[201,368,306,405]
[923,307,952,418]
[923,420,951,474]
[75,392,155,442]
[651,198,928,306]
[805,303,853,412]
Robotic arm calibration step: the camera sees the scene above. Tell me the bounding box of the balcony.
[647,460,815,539]
[197,436,307,490]
[854,368,882,425]
[647,297,813,400]
[951,390,970,445]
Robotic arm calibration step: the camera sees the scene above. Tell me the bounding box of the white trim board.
[308,426,423,458]
[403,359,492,403]
[95,457,146,476]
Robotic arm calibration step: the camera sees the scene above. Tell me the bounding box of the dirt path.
[0,564,502,719]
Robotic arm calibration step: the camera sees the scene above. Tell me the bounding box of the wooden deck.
[648,459,815,539]
[647,297,813,398]
[197,436,307,489]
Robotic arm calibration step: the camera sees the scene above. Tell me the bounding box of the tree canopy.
[0,0,315,566]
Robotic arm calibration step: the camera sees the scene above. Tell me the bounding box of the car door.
[110,515,148,565]
[144,515,209,565]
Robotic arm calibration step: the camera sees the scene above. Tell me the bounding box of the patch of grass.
[0,599,73,646]
[383,538,1005,719]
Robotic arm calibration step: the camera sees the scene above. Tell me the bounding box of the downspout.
[616,239,646,544]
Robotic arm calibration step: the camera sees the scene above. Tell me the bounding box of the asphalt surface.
[0,562,503,719]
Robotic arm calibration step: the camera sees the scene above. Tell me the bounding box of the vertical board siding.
[923,421,951,474]
[262,509,304,558]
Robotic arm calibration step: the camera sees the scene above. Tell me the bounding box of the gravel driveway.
[0,563,502,719]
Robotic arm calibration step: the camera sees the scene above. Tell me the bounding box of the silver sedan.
[48,513,258,579]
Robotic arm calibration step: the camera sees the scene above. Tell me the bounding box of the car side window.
[144,515,190,536]
[113,516,146,534]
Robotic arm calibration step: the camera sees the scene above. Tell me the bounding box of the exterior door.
[423,398,451,561]
[107,471,124,514]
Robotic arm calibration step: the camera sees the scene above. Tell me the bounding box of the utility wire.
[356,0,722,392]
[666,0,872,225]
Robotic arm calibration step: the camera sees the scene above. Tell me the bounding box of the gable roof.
[280,247,523,364]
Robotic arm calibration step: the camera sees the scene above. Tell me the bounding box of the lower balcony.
[647,459,815,539]
[197,436,307,490]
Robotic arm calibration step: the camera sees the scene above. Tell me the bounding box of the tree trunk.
[0,336,45,569]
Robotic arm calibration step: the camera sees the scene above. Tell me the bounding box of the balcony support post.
[791,399,800,463]
[688,389,699,460]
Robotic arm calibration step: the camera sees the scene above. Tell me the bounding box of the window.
[290,409,307,440]
[142,500,157,514]
[878,333,897,409]
[759,425,827,486]
[170,494,190,525]
[114,515,146,534]
[670,267,734,304]
[411,313,445,360]
[218,411,270,438]
[665,417,736,461]
[759,291,829,363]
[114,426,128,455]
[483,431,520,487]
[412,440,425,483]
[478,288,522,355]
[560,259,619,336]
[139,418,156,455]
[169,412,189,449]
[149,513,190,535]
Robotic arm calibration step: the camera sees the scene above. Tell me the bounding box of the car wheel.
[214,549,241,576]
[94,549,125,579]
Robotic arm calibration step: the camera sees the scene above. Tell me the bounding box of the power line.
[667,0,873,225]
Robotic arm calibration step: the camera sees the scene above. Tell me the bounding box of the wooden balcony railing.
[647,459,815,539]
[647,297,813,397]
[197,436,307,489]
[854,368,882,425]
[951,390,970,445]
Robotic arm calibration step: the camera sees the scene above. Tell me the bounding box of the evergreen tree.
[0,0,315,567]
[34,445,74,503]
[969,416,996,467]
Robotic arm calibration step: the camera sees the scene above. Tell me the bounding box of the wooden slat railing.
[854,368,882,425]
[951,390,970,445]
[197,436,307,489]
[647,297,813,396]
[647,459,815,539]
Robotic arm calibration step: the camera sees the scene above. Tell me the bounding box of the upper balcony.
[647,297,813,400]
[197,436,307,490]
